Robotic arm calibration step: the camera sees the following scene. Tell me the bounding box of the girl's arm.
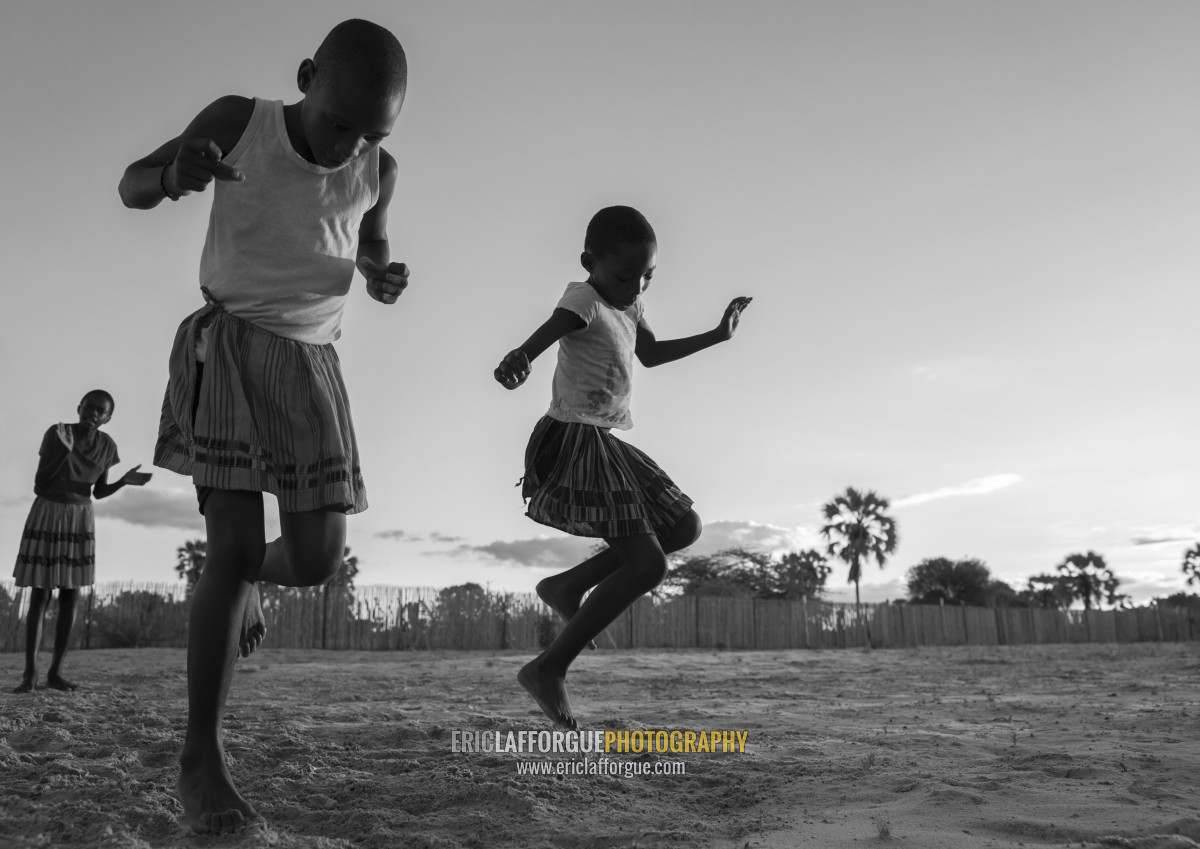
[356,150,408,304]
[33,427,71,492]
[636,296,752,368]
[119,95,251,209]
[94,465,152,500]
[495,309,585,389]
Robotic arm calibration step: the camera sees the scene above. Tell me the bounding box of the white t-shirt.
[547,281,643,430]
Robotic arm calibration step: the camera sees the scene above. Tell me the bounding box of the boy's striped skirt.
[154,300,367,514]
[522,416,693,540]
[12,497,96,588]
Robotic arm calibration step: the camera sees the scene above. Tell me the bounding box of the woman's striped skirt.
[522,416,693,540]
[154,300,367,514]
[12,497,96,588]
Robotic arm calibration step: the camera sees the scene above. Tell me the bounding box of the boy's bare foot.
[13,675,35,694]
[45,672,77,691]
[239,585,266,658]
[178,749,260,835]
[535,578,596,650]
[518,660,578,730]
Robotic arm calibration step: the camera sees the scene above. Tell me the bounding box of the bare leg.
[237,508,344,657]
[520,512,702,729]
[238,585,266,658]
[535,511,703,652]
[178,490,265,835]
[254,508,346,588]
[14,587,50,693]
[45,588,79,690]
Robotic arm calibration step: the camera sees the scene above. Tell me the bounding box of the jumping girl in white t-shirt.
[495,205,752,729]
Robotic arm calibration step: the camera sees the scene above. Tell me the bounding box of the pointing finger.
[213,161,245,182]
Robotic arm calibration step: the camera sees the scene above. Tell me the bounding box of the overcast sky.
[2,1,1199,604]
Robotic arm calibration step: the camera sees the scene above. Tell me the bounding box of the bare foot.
[239,585,266,659]
[13,675,35,694]
[178,748,260,835]
[536,578,596,650]
[45,672,77,691]
[518,659,578,730]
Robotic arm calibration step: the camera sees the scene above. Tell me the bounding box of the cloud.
[455,520,821,571]
[893,474,1021,508]
[430,532,465,544]
[681,520,820,556]
[376,529,423,542]
[93,487,204,532]
[455,536,597,569]
[1129,526,1200,547]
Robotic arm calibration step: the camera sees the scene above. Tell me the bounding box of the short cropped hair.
[314,19,407,100]
[81,389,114,410]
[584,206,657,257]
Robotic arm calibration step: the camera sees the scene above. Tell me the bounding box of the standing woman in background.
[12,390,151,693]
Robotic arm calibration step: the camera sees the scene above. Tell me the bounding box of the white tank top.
[198,98,380,345]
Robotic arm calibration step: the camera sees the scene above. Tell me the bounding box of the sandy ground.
[1,643,1199,849]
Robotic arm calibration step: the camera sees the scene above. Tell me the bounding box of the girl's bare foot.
[535,578,596,650]
[45,672,77,691]
[13,675,35,693]
[518,659,578,730]
[178,748,260,835]
[239,585,266,658]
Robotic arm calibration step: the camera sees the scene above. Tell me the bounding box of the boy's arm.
[494,309,585,389]
[356,149,408,304]
[118,95,251,209]
[635,296,753,367]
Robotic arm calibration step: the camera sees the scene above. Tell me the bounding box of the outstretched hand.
[55,422,74,451]
[121,465,153,487]
[495,349,531,390]
[358,257,409,304]
[165,138,244,197]
[718,296,753,340]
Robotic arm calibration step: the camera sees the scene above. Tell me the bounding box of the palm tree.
[820,487,899,609]
[1183,544,1200,587]
[175,539,206,598]
[1055,551,1113,610]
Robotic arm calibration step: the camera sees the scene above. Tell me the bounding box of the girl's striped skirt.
[522,416,693,540]
[12,497,96,588]
[154,299,367,514]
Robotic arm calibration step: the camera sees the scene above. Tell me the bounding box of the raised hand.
[495,349,531,390]
[165,138,245,197]
[121,465,153,487]
[55,422,74,451]
[718,296,753,340]
[358,257,409,304]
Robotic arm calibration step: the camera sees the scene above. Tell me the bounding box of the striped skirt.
[522,416,693,540]
[12,497,96,588]
[154,300,367,514]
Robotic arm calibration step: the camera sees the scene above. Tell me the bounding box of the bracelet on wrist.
[160,161,181,202]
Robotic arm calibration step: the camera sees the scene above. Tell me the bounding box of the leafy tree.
[1056,551,1120,610]
[1158,592,1200,612]
[905,557,993,606]
[665,547,830,600]
[175,539,206,597]
[768,550,832,600]
[820,487,898,609]
[1183,544,1200,588]
[1020,573,1075,609]
[986,579,1023,607]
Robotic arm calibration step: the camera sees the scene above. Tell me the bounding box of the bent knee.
[287,545,343,587]
[637,551,670,589]
[664,510,703,554]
